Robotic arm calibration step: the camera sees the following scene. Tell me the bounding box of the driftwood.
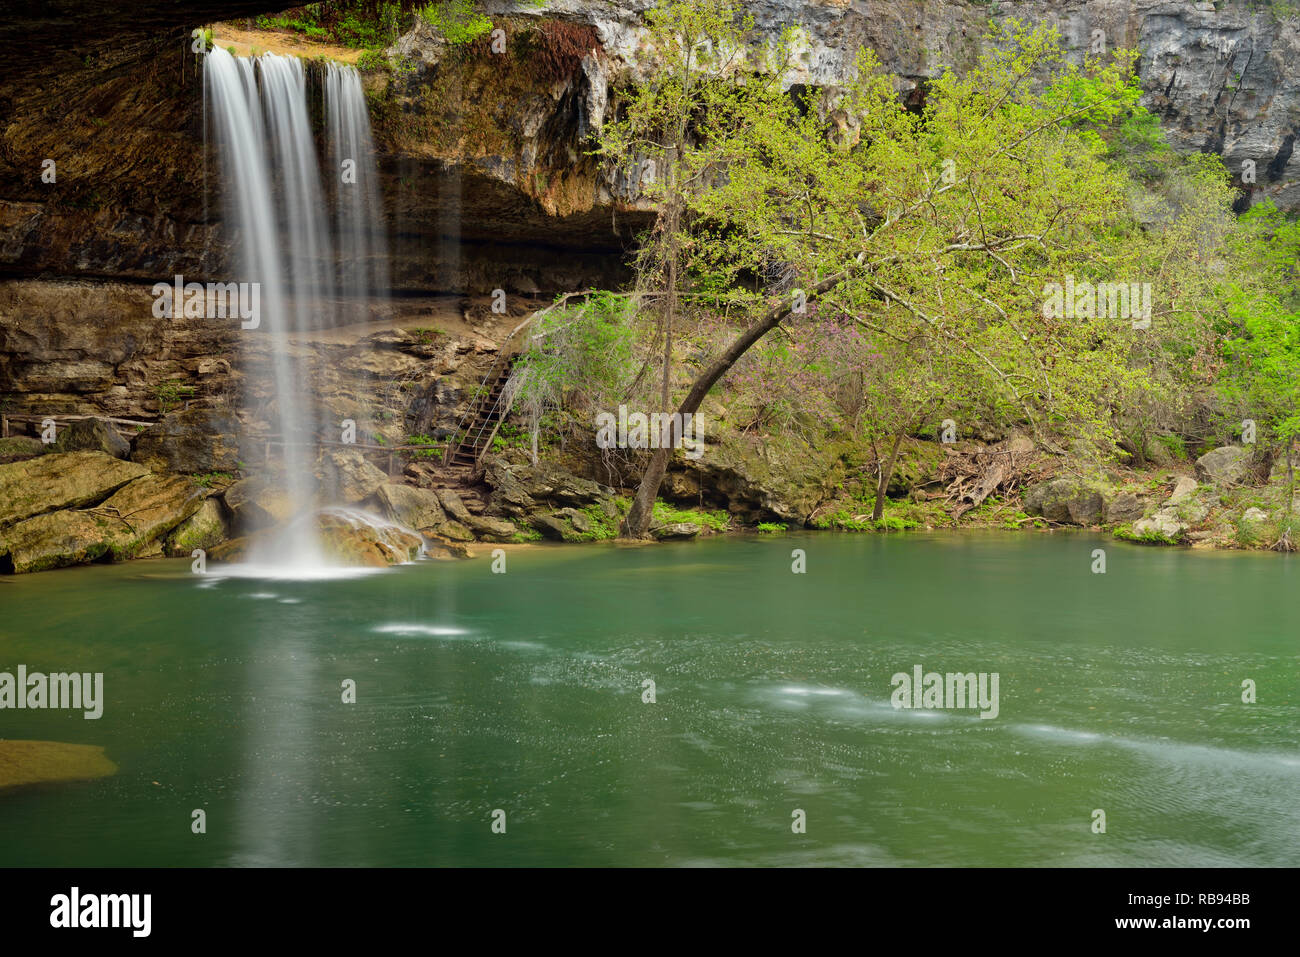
[938,437,1040,518]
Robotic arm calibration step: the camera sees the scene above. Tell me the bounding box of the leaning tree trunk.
[872,430,906,522]
[620,263,861,538]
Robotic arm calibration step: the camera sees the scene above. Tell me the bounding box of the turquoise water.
[1,531,1296,866]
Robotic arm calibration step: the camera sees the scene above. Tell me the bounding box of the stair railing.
[442,292,594,467]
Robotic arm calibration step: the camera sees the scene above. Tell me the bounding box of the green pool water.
[1,530,1296,866]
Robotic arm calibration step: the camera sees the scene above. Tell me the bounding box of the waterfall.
[203,49,389,570]
[326,61,390,327]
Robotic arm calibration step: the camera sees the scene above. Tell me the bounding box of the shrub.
[419,0,493,45]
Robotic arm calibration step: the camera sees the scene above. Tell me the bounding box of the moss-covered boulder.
[0,510,125,572]
[0,474,202,572]
[0,451,147,526]
[163,496,230,556]
[98,473,204,548]
[1023,479,1104,525]
[0,740,118,791]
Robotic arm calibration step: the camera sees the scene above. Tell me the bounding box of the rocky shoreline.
[1,408,1292,576]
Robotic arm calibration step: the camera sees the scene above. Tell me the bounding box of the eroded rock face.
[0,452,147,526]
[3,1,1298,298]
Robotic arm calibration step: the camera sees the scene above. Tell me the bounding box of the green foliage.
[256,2,405,52]
[155,381,196,414]
[1216,200,1300,457]
[356,48,390,72]
[811,506,919,532]
[510,291,639,451]
[652,502,730,532]
[194,471,235,489]
[575,504,622,541]
[410,326,447,344]
[756,522,787,533]
[405,433,441,459]
[1113,522,1179,545]
[419,0,492,45]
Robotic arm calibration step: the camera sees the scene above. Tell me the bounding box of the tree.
[1216,199,1300,545]
[609,11,1160,537]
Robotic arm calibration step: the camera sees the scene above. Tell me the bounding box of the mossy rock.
[0,740,118,790]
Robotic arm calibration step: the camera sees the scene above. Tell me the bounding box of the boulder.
[0,740,118,791]
[530,514,584,542]
[555,507,593,533]
[164,497,230,556]
[485,459,612,510]
[0,510,125,572]
[315,449,388,504]
[436,488,476,523]
[0,451,147,526]
[0,473,203,572]
[483,461,540,517]
[1195,446,1251,487]
[651,522,701,540]
[1022,479,1103,525]
[222,477,296,532]
[373,483,446,532]
[0,436,43,464]
[314,509,422,567]
[131,407,241,474]
[465,515,518,542]
[49,417,130,459]
[432,520,474,542]
[1104,491,1146,523]
[1243,506,1269,523]
[1166,476,1199,505]
[1131,509,1186,541]
[98,474,205,548]
[424,536,473,559]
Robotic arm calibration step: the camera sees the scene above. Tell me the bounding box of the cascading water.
[326,61,390,327]
[204,49,394,573]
